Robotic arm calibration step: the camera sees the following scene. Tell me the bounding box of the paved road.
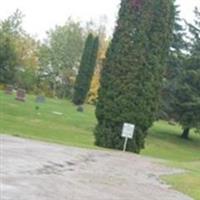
[0,135,192,200]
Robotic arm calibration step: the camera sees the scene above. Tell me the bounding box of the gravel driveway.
[0,135,192,200]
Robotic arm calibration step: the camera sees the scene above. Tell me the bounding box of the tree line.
[0,10,107,99]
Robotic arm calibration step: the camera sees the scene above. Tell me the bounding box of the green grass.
[143,121,200,162]
[0,90,200,199]
[142,121,200,200]
[0,91,96,148]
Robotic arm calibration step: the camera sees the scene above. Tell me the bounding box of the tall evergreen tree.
[73,34,99,105]
[94,0,174,153]
[160,4,186,120]
[173,7,200,139]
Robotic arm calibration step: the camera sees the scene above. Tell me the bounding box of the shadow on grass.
[149,121,200,148]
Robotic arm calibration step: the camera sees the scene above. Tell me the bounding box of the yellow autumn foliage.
[87,34,109,104]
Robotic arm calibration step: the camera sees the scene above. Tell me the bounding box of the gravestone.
[5,85,13,95]
[35,96,45,104]
[16,89,26,102]
[77,105,84,112]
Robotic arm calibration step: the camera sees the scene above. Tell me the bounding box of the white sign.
[122,123,135,139]
[122,123,135,152]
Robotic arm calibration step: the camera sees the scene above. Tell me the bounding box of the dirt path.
[0,135,192,200]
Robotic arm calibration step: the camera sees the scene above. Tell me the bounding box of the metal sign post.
[121,123,135,152]
[123,137,129,152]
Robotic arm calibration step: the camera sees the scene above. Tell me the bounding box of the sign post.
[121,123,135,152]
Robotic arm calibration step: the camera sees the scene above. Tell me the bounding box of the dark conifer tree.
[160,4,186,120]
[73,34,99,105]
[174,8,200,139]
[94,0,174,153]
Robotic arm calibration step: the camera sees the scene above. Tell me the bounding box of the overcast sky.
[0,0,199,40]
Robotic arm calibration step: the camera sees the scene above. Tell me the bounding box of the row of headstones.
[5,85,26,101]
[5,85,45,103]
[5,85,83,112]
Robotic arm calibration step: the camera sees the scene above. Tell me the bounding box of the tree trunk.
[181,128,190,139]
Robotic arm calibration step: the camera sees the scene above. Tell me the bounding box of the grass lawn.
[142,122,200,200]
[0,90,200,199]
[0,90,96,148]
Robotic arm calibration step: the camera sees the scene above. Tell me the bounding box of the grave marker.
[77,106,84,112]
[16,89,26,102]
[5,85,13,95]
[36,96,45,104]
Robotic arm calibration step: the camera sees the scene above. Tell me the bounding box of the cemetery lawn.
[0,90,200,199]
